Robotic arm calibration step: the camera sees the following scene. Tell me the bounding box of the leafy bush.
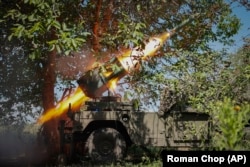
[210,98,250,150]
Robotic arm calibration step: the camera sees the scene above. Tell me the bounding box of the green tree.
[0,37,42,125]
[0,1,43,125]
[1,0,90,157]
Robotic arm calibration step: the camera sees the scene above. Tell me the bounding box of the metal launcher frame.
[77,57,127,98]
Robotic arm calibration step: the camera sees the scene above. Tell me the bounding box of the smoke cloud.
[0,124,48,166]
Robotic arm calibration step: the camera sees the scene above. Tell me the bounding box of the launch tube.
[77,14,199,98]
[77,56,127,98]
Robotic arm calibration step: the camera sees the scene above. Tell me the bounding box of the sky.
[225,2,250,52]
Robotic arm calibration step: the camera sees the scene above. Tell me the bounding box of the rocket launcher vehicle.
[77,14,199,98]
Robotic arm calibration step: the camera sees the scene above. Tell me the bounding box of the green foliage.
[119,1,242,108]
[99,14,146,49]
[4,0,90,59]
[117,20,146,48]
[210,98,250,150]
[128,34,249,112]
[0,37,43,125]
[216,4,241,43]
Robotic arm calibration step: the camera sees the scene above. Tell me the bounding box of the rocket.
[77,14,199,98]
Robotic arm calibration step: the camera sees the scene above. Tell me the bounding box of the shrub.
[210,98,250,150]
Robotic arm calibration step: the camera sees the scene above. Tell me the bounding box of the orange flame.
[108,77,119,92]
[118,32,171,72]
[103,70,113,78]
[38,87,88,124]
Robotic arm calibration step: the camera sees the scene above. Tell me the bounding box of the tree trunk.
[101,0,114,33]
[92,0,102,52]
[41,49,59,159]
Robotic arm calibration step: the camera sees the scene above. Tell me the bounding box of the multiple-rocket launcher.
[77,14,199,98]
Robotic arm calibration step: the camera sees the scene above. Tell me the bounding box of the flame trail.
[37,87,88,124]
